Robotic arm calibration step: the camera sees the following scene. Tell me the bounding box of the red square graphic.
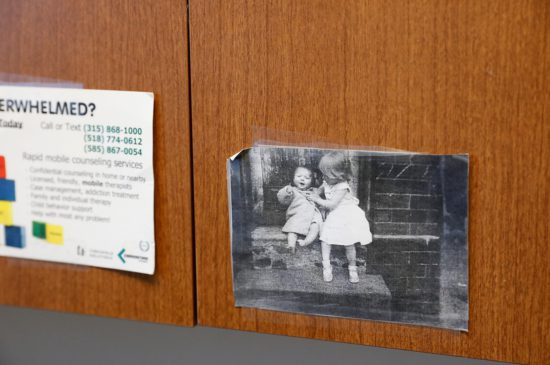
[0,156,5,179]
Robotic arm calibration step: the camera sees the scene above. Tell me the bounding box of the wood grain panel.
[190,1,549,362]
[0,0,195,326]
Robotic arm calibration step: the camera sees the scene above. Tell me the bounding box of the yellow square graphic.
[46,224,64,245]
[0,201,13,225]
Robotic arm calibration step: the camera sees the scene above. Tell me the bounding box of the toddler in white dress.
[307,152,372,283]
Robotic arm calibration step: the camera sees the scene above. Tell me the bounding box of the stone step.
[251,226,439,245]
[251,226,288,242]
[250,226,440,272]
[235,267,391,297]
[234,267,392,320]
[251,226,368,271]
[238,226,393,320]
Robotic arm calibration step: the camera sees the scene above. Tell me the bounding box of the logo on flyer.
[118,248,126,263]
[139,240,151,252]
[77,245,86,257]
[117,247,148,264]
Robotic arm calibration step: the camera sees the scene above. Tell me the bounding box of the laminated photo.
[228,145,469,330]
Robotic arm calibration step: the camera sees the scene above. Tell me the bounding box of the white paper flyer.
[0,86,155,274]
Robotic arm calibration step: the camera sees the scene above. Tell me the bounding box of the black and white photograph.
[228,145,468,330]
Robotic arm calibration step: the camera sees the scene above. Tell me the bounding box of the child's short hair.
[318,151,352,183]
[294,166,312,176]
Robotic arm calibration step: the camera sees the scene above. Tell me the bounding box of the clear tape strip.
[252,125,414,153]
[0,72,83,89]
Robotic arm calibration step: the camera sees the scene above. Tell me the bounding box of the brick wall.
[365,155,443,314]
[368,154,443,236]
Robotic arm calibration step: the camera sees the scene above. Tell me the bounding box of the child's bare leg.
[298,223,319,246]
[345,245,357,266]
[287,233,297,253]
[321,242,333,282]
[346,245,359,283]
[321,241,331,261]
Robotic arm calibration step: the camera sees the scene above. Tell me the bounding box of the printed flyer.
[0,86,155,274]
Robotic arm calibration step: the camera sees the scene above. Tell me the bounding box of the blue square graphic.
[0,179,16,201]
[5,226,25,248]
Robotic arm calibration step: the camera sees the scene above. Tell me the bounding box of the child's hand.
[286,186,293,195]
[306,192,322,204]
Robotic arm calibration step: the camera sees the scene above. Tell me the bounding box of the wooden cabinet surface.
[190,1,549,363]
[0,0,195,326]
[1,0,548,361]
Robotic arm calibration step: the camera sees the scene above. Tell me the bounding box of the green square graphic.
[32,221,46,239]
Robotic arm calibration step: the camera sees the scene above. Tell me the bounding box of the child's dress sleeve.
[277,185,294,205]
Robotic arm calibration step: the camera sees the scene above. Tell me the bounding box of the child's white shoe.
[322,260,333,282]
[348,265,359,283]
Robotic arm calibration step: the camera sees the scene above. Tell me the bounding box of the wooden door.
[0,0,195,326]
[190,1,549,363]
